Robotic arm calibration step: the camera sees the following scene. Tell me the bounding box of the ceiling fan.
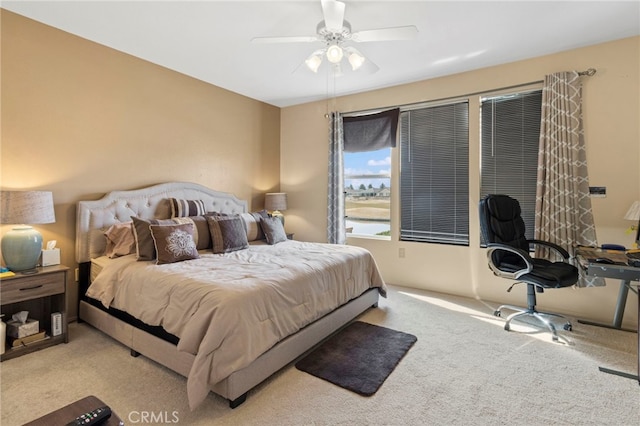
[251,0,418,74]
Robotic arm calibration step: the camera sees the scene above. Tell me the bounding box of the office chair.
[479,194,578,341]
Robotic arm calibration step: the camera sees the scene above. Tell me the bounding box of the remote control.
[66,406,112,426]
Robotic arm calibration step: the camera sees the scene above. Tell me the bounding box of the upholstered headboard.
[75,182,247,263]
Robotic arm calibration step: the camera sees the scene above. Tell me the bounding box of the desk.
[575,247,640,384]
[575,247,639,331]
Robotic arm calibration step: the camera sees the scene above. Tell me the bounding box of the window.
[341,108,398,238]
[480,90,542,243]
[399,101,469,245]
[344,149,391,237]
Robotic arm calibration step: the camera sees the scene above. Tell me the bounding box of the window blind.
[480,90,542,243]
[400,101,469,245]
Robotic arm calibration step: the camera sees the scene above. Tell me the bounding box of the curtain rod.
[578,68,597,76]
[326,67,597,118]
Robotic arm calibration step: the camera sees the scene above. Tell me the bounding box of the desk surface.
[575,247,640,282]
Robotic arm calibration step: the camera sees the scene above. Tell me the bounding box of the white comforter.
[87,240,386,409]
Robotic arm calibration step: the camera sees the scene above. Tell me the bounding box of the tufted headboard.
[75,181,247,263]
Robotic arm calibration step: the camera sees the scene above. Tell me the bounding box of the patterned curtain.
[535,71,601,287]
[327,112,346,244]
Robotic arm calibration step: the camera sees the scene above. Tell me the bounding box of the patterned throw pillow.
[149,223,199,265]
[169,198,206,218]
[261,216,288,245]
[206,215,249,254]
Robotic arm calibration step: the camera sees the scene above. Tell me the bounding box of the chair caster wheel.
[552,335,559,342]
[504,323,510,331]
[563,323,572,331]
[494,310,501,317]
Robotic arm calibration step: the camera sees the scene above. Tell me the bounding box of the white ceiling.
[3,1,639,107]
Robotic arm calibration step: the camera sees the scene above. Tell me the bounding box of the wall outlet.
[399,248,405,258]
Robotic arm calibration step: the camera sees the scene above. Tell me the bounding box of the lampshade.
[305,50,323,73]
[1,191,56,272]
[624,200,640,247]
[346,48,365,70]
[326,44,344,64]
[265,193,288,212]
[624,201,640,221]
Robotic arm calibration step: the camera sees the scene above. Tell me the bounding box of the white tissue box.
[41,248,60,266]
[7,319,40,338]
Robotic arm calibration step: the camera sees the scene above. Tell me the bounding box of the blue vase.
[1,226,43,271]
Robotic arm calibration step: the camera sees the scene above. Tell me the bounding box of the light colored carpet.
[1,284,638,425]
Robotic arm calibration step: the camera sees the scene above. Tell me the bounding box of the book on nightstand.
[10,331,49,348]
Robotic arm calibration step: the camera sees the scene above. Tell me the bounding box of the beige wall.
[0,11,281,319]
[281,36,640,328]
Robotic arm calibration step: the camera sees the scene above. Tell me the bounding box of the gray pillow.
[149,223,199,265]
[261,216,288,245]
[206,215,249,254]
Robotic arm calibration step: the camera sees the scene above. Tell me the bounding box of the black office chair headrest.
[485,194,521,222]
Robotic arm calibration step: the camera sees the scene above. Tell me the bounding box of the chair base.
[494,304,572,341]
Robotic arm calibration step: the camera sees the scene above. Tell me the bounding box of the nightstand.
[1,265,69,361]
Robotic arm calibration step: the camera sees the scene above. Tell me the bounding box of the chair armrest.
[486,243,534,280]
[527,239,570,260]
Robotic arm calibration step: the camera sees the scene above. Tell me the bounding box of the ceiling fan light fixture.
[347,50,365,70]
[326,44,343,64]
[305,53,323,73]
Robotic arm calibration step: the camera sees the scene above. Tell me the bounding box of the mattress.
[90,255,111,282]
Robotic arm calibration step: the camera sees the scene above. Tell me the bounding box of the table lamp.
[1,191,56,272]
[624,200,640,248]
[265,192,288,225]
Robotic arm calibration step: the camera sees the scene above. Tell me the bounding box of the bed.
[75,181,386,409]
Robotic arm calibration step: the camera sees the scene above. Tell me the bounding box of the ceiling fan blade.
[251,35,320,44]
[351,25,418,42]
[321,0,346,32]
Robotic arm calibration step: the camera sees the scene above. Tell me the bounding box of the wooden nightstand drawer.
[1,271,65,304]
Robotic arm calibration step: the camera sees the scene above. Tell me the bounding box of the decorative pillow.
[171,216,213,251]
[261,216,288,245]
[169,198,206,218]
[206,215,249,254]
[131,216,179,261]
[241,210,270,241]
[104,221,135,258]
[149,223,199,265]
